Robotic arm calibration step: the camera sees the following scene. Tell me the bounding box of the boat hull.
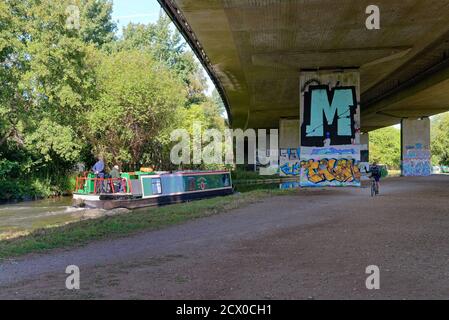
[73,188,233,210]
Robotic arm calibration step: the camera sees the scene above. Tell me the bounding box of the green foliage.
[116,14,208,105]
[232,169,278,182]
[0,158,18,177]
[0,2,226,200]
[25,119,81,163]
[78,0,116,47]
[431,113,449,166]
[85,50,186,169]
[369,126,401,169]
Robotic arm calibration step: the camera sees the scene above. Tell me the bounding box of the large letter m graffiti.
[302,85,357,147]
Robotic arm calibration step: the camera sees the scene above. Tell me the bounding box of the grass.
[231,169,279,182]
[0,189,295,260]
[388,169,401,177]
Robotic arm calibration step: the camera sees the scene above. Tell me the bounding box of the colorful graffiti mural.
[402,144,431,176]
[300,146,361,187]
[299,71,362,187]
[300,71,361,148]
[279,148,301,176]
[300,158,361,186]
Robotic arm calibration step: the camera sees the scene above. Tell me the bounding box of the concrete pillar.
[359,132,370,176]
[279,119,300,176]
[279,119,300,149]
[401,118,432,176]
[360,132,370,162]
[299,69,362,187]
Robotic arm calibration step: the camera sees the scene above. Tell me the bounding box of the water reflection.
[279,181,301,190]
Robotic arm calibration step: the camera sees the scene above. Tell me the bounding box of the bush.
[0,175,76,201]
[231,169,279,182]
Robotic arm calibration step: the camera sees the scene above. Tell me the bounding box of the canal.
[0,197,88,240]
[0,180,299,240]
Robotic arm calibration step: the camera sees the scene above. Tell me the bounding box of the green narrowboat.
[73,171,233,210]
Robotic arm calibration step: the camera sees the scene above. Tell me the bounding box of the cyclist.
[369,162,381,195]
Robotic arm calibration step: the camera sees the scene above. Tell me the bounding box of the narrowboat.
[73,170,233,210]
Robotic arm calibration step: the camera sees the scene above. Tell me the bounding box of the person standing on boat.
[110,165,122,193]
[92,156,105,193]
[92,157,105,178]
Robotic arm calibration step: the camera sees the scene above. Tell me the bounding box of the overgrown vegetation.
[0,1,226,201]
[431,113,449,166]
[369,126,401,169]
[0,189,295,259]
[231,169,279,182]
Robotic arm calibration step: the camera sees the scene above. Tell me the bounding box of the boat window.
[222,174,230,187]
[152,178,162,194]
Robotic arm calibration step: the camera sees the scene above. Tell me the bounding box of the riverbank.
[0,189,295,259]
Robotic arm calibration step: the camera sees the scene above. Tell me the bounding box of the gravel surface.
[1,175,449,299]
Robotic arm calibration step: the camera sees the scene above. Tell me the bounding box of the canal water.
[0,197,88,240]
[0,181,298,240]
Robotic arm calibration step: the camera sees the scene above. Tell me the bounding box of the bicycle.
[370,177,379,197]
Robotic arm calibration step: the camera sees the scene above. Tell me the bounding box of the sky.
[112,0,162,32]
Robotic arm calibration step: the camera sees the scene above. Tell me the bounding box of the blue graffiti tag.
[280,163,301,176]
[310,147,358,156]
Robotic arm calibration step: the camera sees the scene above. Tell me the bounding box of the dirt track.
[1,176,449,300]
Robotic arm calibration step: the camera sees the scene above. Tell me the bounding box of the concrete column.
[299,69,362,187]
[279,119,300,149]
[360,132,370,163]
[401,118,432,176]
[279,119,301,177]
[359,132,370,177]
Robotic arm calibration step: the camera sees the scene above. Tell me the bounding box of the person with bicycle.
[369,162,381,195]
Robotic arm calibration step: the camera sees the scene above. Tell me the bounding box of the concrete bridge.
[158,0,449,181]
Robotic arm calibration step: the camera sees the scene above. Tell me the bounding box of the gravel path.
[1,176,449,299]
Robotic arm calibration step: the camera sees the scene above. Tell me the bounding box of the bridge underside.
[159,0,449,131]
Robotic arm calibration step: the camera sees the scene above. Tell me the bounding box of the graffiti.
[403,160,432,177]
[310,147,359,156]
[402,144,431,176]
[299,71,361,187]
[301,85,357,147]
[279,148,301,176]
[300,145,361,187]
[300,158,361,187]
[301,79,321,93]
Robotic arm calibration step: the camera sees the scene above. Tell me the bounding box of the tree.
[431,113,449,165]
[79,0,116,47]
[369,126,401,169]
[0,0,115,143]
[117,13,208,105]
[0,0,29,146]
[84,50,186,169]
[0,1,227,200]
[0,0,117,199]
